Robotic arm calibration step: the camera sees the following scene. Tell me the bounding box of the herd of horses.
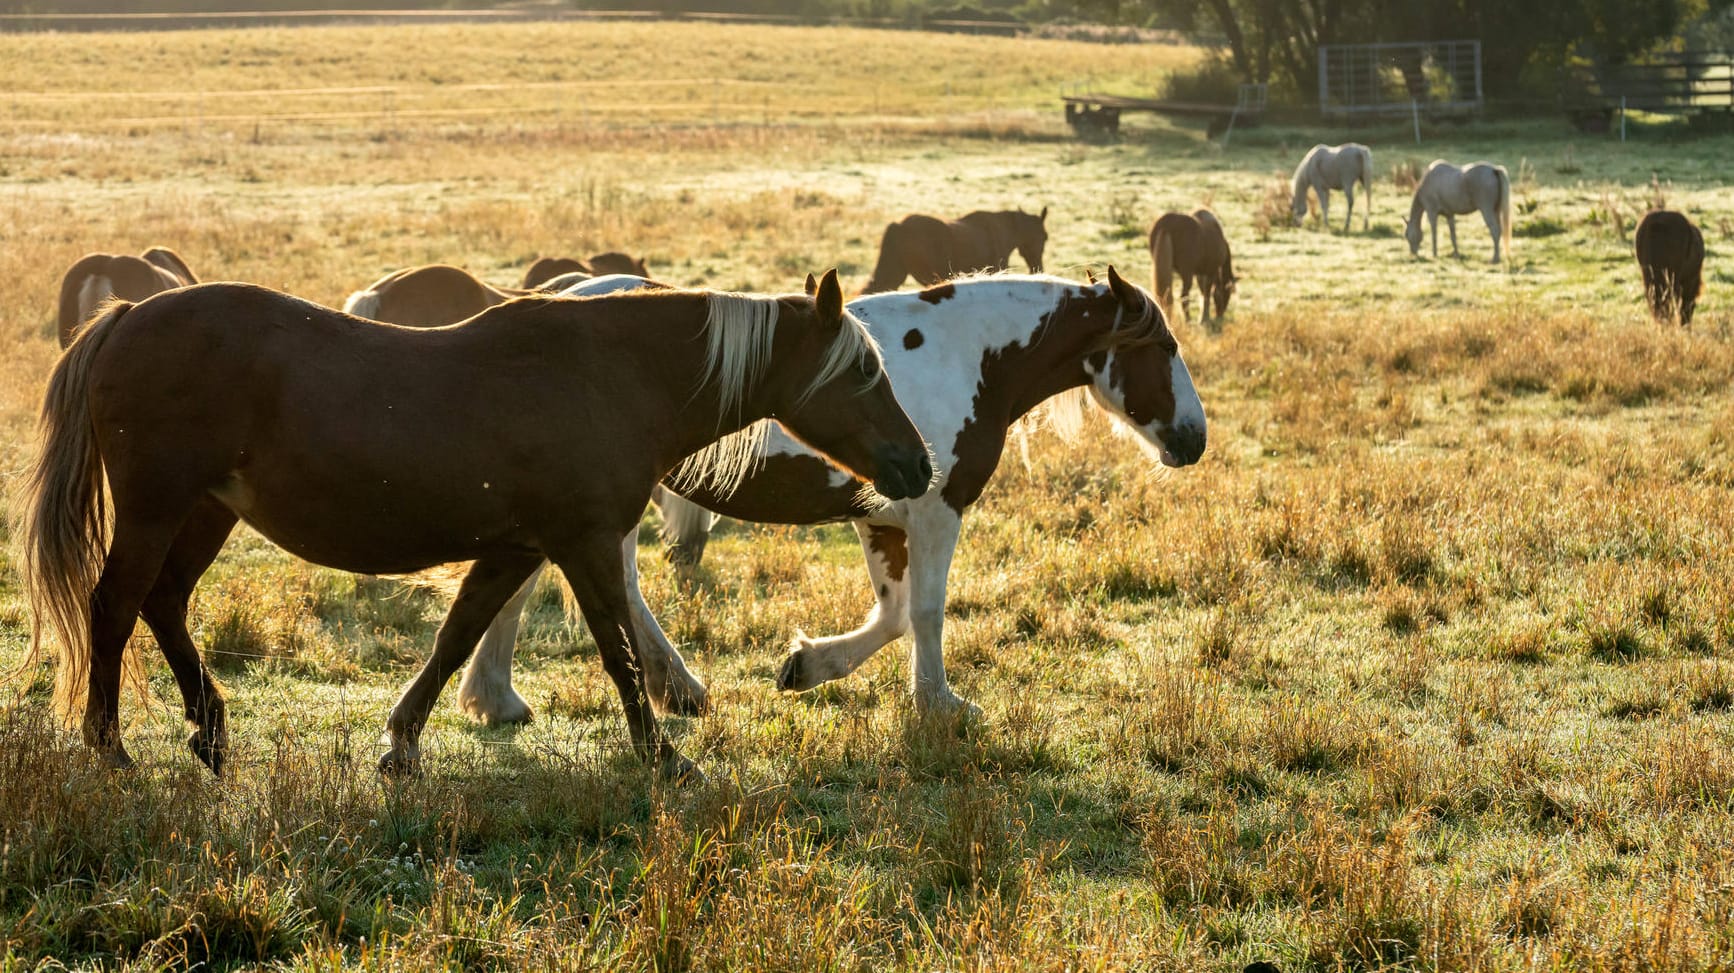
[25,140,1709,782]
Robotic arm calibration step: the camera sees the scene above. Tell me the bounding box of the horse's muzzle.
[872,443,933,500]
[1158,422,1206,468]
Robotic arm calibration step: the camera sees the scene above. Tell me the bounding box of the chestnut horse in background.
[22,273,932,782]
[522,252,649,289]
[1149,209,1236,326]
[342,264,539,328]
[56,247,198,347]
[861,208,1047,293]
[1635,210,1704,326]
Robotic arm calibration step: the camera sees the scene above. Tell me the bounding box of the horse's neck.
[1409,191,1428,221]
[963,295,1109,427]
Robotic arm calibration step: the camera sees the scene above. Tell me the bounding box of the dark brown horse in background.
[22,273,932,782]
[1635,210,1704,326]
[522,252,650,289]
[1149,209,1236,327]
[861,208,1047,293]
[55,247,198,347]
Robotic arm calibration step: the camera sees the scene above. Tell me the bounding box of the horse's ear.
[1106,265,1139,309]
[1086,268,1099,284]
[804,273,819,296]
[1040,206,1049,222]
[815,269,843,325]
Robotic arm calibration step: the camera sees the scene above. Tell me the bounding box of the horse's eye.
[860,356,881,380]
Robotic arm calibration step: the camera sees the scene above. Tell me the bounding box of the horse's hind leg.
[1447,215,1461,258]
[137,497,237,774]
[83,506,193,767]
[381,551,545,774]
[779,521,911,694]
[455,561,545,726]
[1482,207,1502,262]
[1342,186,1355,233]
[551,532,692,778]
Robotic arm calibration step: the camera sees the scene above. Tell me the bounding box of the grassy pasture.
[2,19,1734,972]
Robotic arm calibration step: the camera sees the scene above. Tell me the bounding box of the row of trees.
[1088,0,1733,100]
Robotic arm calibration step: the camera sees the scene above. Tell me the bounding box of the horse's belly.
[211,470,522,574]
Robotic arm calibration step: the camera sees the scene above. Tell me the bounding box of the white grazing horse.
[452,270,1209,723]
[1404,160,1512,263]
[1290,143,1373,232]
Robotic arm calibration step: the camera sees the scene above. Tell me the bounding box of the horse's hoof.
[775,652,806,693]
[659,754,707,787]
[457,692,534,727]
[660,680,711,718]
[188,730,227,777]
[378,750,421,778]
[98,745,136,771]
[917,692,983,726]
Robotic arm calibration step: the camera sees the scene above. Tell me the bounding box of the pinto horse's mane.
[1014,277,1168,452]
[670,290,884,497]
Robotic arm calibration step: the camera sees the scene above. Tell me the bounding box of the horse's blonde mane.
[672,292,884,497]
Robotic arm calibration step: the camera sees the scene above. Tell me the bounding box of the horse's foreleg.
[454,561,545,726]
[778,521,912,694]
[1429,212,1440,258]
[1342,186,1354,233]
[84,506,191,768]
[137,497,237,775]
[1447,215,1460,258]
[382,552,544,774]
[1317,190,1330,233]
[621,524,709,716]
[552,533,693,779]
[903,505,971,717]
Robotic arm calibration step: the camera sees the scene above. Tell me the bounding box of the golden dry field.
[2,19,1733,972]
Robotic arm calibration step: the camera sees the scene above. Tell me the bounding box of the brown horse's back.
[87,283,695,572]
[1635,210,1705,326]
[57,250,195,348]
[346,264,523,328]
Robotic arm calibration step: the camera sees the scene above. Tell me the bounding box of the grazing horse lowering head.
[1007,206,1048,272]
[1086,267,1207,468]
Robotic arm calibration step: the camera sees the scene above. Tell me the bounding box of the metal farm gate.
[1318,41,1483,120]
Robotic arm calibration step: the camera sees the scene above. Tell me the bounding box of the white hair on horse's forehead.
[673,291,881,498]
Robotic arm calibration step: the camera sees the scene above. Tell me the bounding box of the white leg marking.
[622,524,709,715]
[455,562,543,725]
[903,504,973,716]
[778,520,911,693]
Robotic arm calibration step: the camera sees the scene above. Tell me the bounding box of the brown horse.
[1635,210,1704,326]
[22,272,932,782]
[861,208,1047,293]
[1149,209,1236,326]
[342,264,534,329]
[55,247,197,348]
[522,252,650,289]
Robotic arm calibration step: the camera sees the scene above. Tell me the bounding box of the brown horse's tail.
[1151,228,1175,319]
[861,221,906,294]
[21,299,131,718]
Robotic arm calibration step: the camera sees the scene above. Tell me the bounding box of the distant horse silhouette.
[455,269,1208,725]
[1404,161,1511,263]
[56,247,197,347]
[1291,143,1373,232]
[343,264,537,328]
[1635,210,1704,326]
[861,208,1047,293]
[522,252,650,289]
[22,274,931,781]
[1149,209,1236,326]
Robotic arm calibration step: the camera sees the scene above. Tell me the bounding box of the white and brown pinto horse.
[1290,143,1373,232]
[1404,160,1512,263]
[456,268,1206,723]
[22,273,931,781]
[56,247,198,347]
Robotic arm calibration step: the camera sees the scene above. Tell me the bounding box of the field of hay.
[2,19,1733,972]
